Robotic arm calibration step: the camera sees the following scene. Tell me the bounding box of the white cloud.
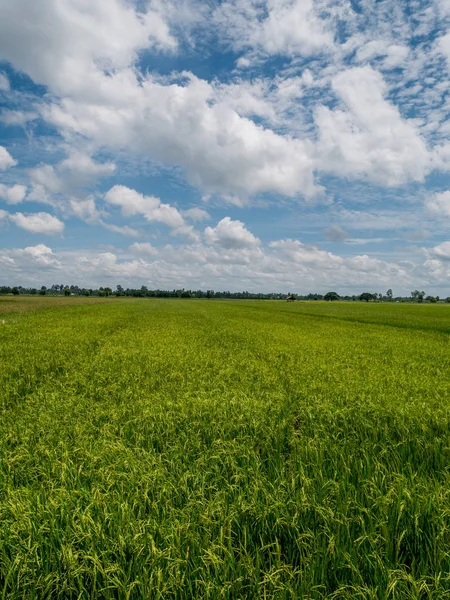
[105,185,186,229]
[336,208,420,231]
[1,234,449,293]
[0,209,8,220]
[215,0,334,58]
[427,241,450,261]
[270,238,343,268]
[425,191,450,217]
[27,184,55,206]
[68,196,140,237]
[149,204,185,228]
[0,0,176,98]
[183,207,210,222]
[101,222,140,238]
[59,151,115,178]
[0,72,10,91]
[0,146,17,170]
[315,67,430,185]
[26,154,114,207]
[9,212,65,235]
[204,217,260,249]
[0,184,27,204]
[29,164,63,194]
[69,196,101,222]
[382,44,409,69]
[439,32,450,66]
[355,41,409,68]
[324,224,348,242]
[23,244,57,266]
[129,242,158,256]
[45,74,318,199]
[236,56,251,68]
[0,110,38,126]
[105,185,160,216]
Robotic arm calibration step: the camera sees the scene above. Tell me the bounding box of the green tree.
[324,291,340,301]
[359,292,376,302]
[64,288,71,296]
[11,287,19,296]
[411,290,425,302]
[386,289,393,301]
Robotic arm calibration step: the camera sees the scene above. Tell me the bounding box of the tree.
[64,287,71,296]
[386,289,393,301]
[411,290,425,302]
[426,295,437,303]
[324,291,340,301]
[359,292,376,302]
[11,287,19,296]
[39,286,47,296]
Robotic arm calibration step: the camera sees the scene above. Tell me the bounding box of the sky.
[0,0,450,295]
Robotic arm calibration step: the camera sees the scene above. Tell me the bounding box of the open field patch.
[1,298,450,599]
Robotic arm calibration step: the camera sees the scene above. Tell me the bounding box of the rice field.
[1,296,450,599]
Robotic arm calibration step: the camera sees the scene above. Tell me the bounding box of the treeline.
[1,284,449,302]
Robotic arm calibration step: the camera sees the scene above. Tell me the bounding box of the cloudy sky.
[0,0,450,294]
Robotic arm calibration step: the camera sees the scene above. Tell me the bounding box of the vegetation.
[1,284,450,303]
[1,297,450,598]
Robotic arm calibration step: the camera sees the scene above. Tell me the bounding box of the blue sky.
[0,0,450,294]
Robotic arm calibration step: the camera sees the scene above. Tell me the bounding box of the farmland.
[1,297,450,599]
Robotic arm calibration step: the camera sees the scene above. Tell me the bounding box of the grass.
[0,297,450,599]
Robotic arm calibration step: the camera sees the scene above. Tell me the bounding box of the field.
[1,297,450,599]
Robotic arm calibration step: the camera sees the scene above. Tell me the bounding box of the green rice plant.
[0,298,449,598]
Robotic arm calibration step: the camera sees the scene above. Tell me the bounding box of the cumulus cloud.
[204,217,260,249]
[0,184,27,204]
[101,222,140,238]
[324,224,348,243]
[69,196,101,222]
[9,212,65,235]
[183,207,211,222]
[0,72,10,91]
[59,151,115,179]
[105,185,185,229]
[129,242,158,256]
[26,154,115,207]
[22,244,58,266]
[0,235,437,292]
[425,191,450,217]
[105,185,160,216]
[315,67,429,185]
[0,0,176,98]
[215,0,334,57]
[0,146,17,170]
[29,164,63,194]
[45,75,318,199]
[427,241,450,261]
[355,41,409,68]
[270,238,343,268]
[0,110,37,126]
